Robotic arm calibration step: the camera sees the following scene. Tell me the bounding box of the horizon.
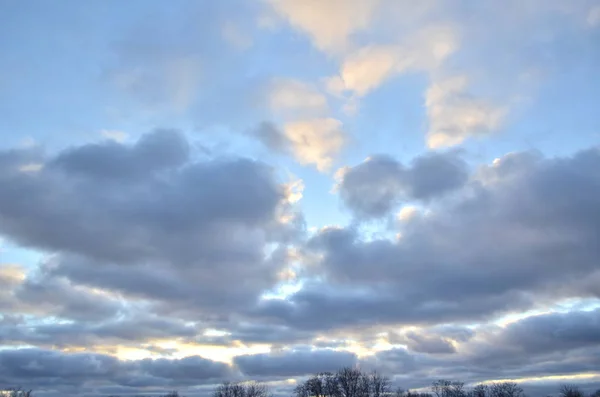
[0,1,599,396]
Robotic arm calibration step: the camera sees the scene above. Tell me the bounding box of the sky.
[0,0,600,396]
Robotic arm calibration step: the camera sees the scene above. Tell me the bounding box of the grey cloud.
[0,130,300,315]
[257,147,600,330]
[50,128,190,181]
[356,309,600,389]
[338,151,468,219]
[0,348,231,395]
[407,151,470,200]
[138,356,231,385]
[234,348,357,377]
[12,275,123,322]
[0,310,200,349]
[250,122,291,153]
[475,308,600,358]
[0,147,43,175]
[228,323,315,345]
[403,331,456,354]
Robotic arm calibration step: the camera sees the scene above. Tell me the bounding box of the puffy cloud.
[234,347,357,377]
[267,0,379,54]
[251,78,344,172]
[425,75,506,148]
[336,151,468,219]
[283,118,345,172]
[255,146,600,330]
[0,130,302,320]
[328,25,458,98]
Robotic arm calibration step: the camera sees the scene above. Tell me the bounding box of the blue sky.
[1,1,600,396]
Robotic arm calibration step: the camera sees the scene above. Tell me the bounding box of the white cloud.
[425,75,506,148]
[324,24,459,113]
[268,78,329,116]
[267,0,380,54]
[397,206,418,222]
[283,118,345,172]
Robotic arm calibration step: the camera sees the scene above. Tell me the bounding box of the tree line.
[4,368,600,397]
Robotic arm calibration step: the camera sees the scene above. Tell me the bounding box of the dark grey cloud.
[50,128,190,181]
[0,347,231,396]
[472,308,600,359]
[403,331,456,354]
[11,274,124,322]
[256,147,600,330]
[337,151,468,219]
[0,130,301,317]
[234,347,357,377]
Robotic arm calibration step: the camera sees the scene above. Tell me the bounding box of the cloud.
[487,308,600,355]
[250,121,291,153]
[0,348,231,395]
[327,25,458,98]
[100,130,128,143]
[234,347,357,377]
[358,309,600,388]
[255,146,600,330]
[250,78,344,172]
[425,75,506,148]
[403,331,457,354]
[336,151,468,219]
[267,0,379,54]
[268,78,329,117]
[0,130,302,320]
[283,118,345,172]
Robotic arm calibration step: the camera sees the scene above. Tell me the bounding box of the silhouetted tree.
[214,381,270,397]
[336,367,365,397]
[368,371,391,397]
[432,380,466,397]
[471,384,488,397]
[560,385,584,397]
[395,387,406,397]
[488,383,524,397]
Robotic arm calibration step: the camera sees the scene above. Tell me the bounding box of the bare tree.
[432,380,466,397]
[471,384,488,397]
[214,381,270,397]
[337,367,364,397]
[432,380,453,397]
[369,371,391,397]
[559,385,584,397]
[323,372,342,397]
[488,383,524,397]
